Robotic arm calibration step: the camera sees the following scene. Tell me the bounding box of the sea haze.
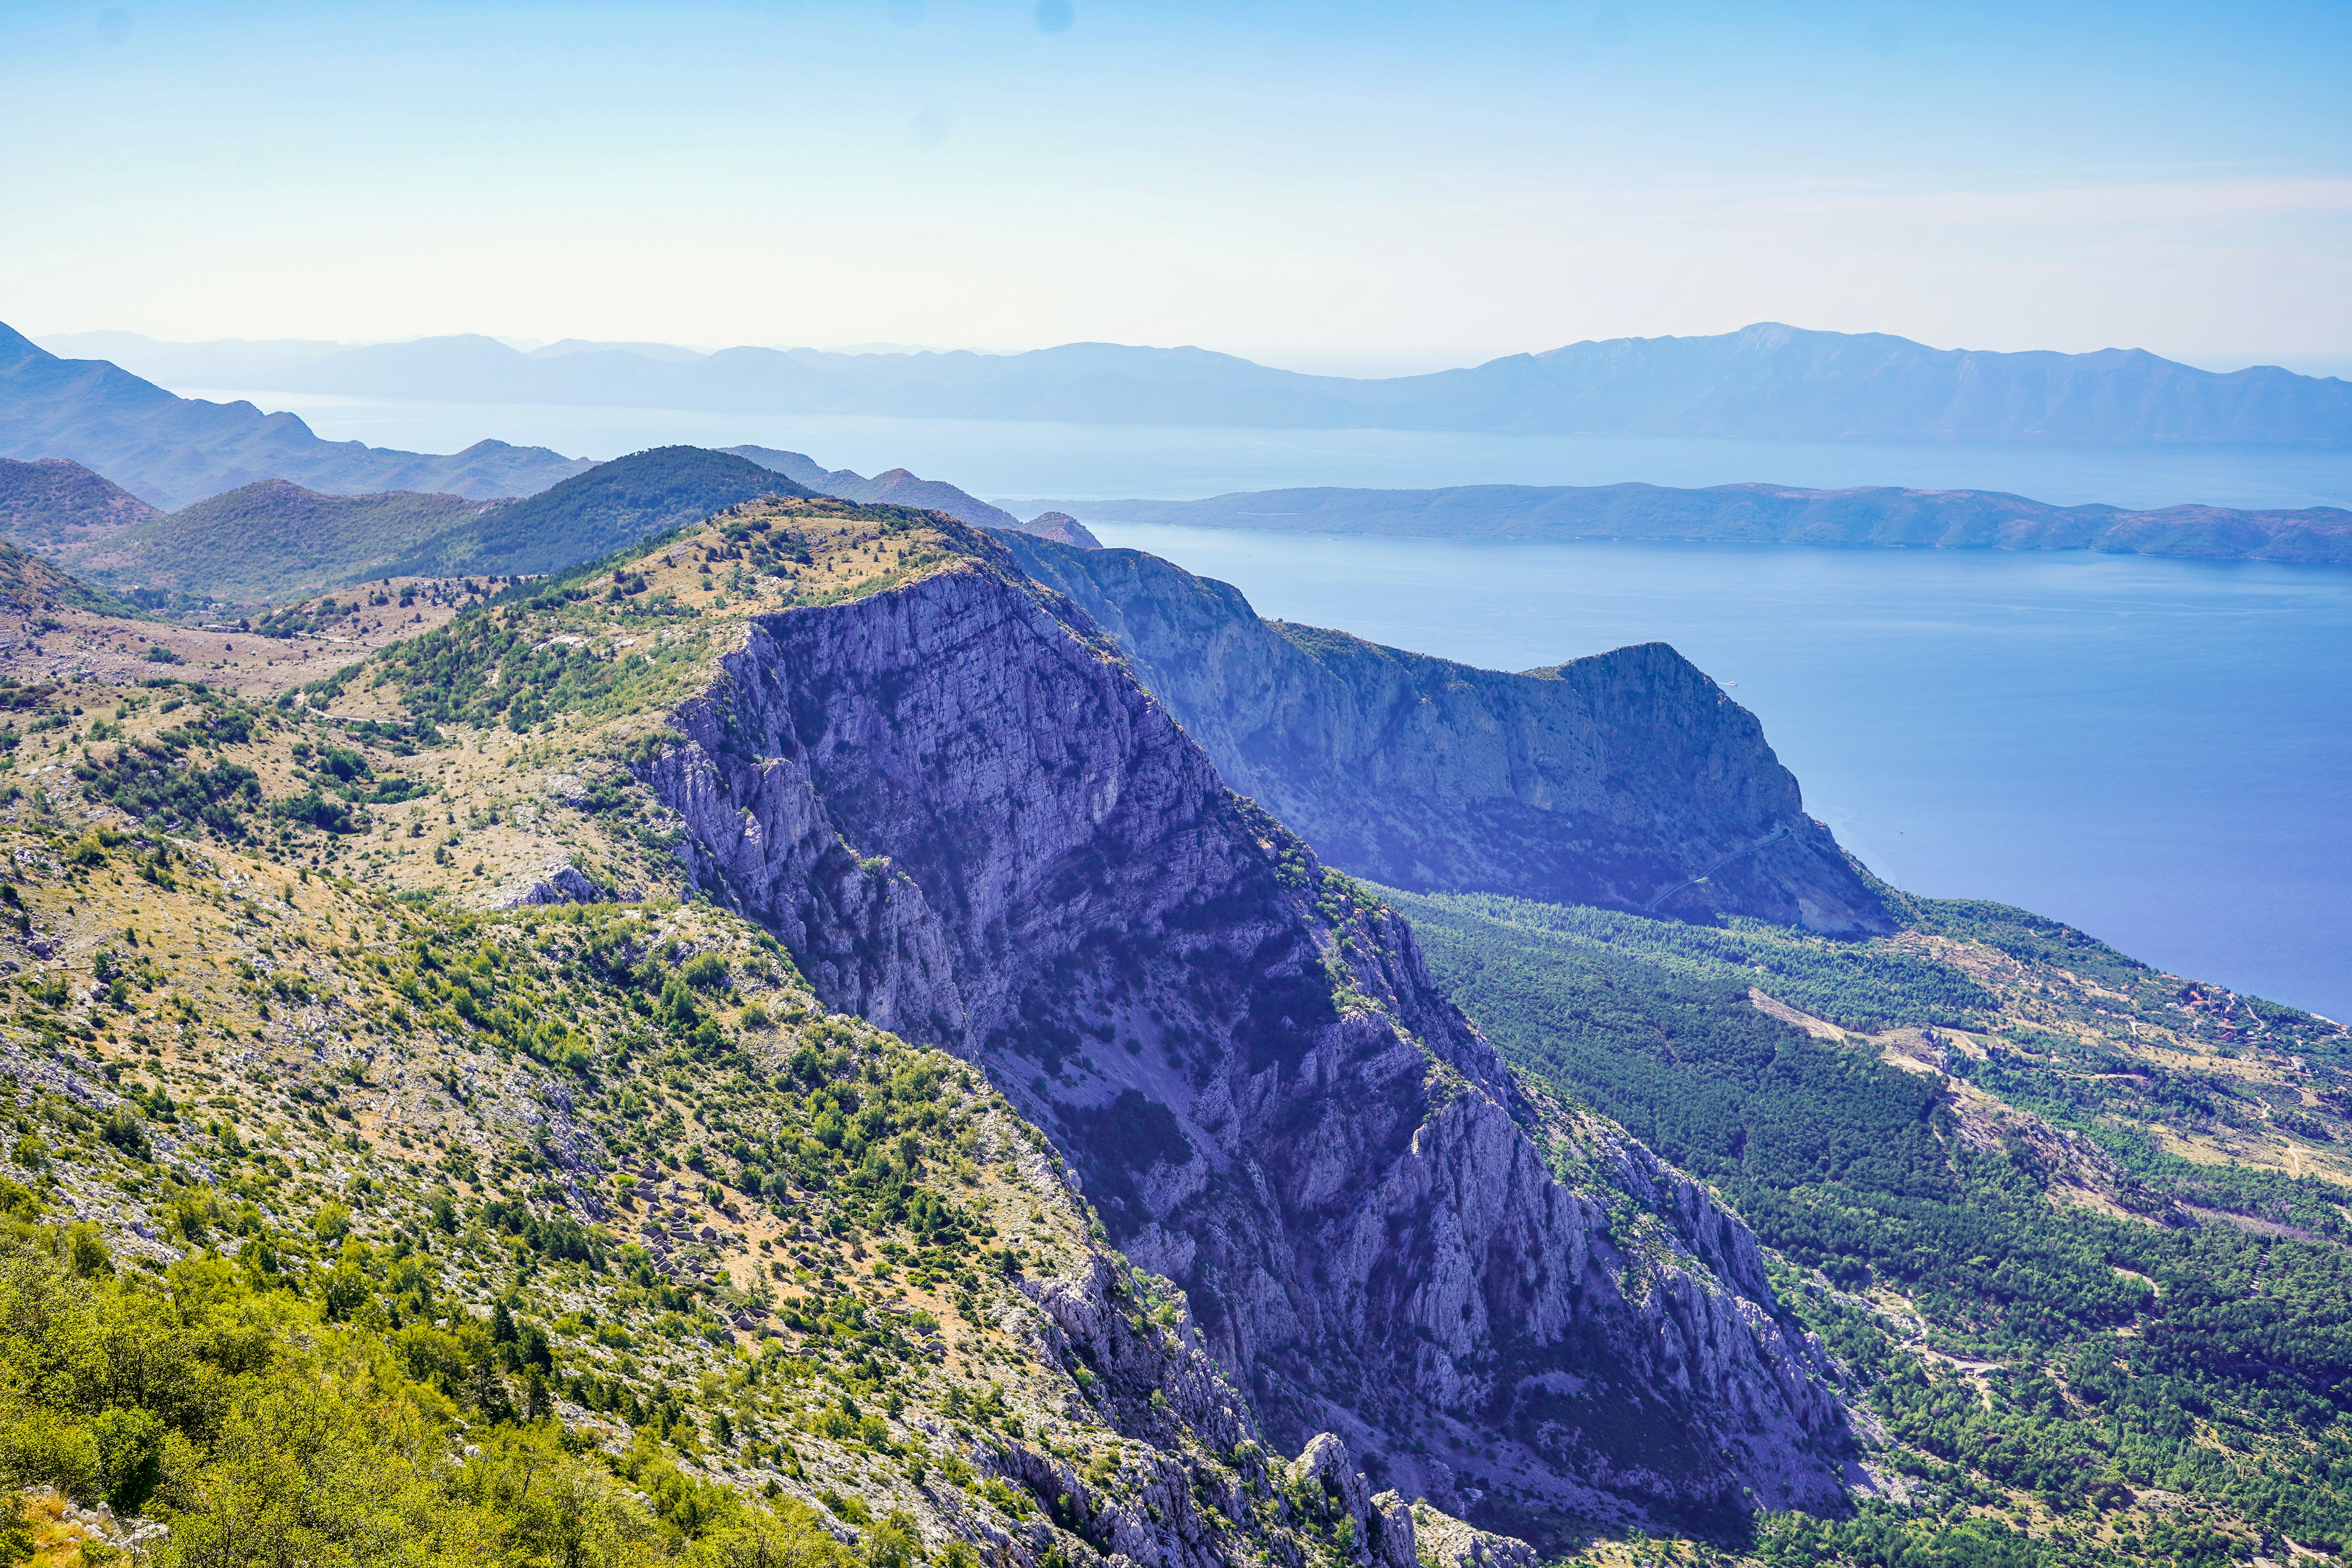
[1087,523,2352,1024]
[174,390,2352,512]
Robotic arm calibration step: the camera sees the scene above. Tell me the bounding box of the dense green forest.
[0,1223,864,1567]
[1390,888,2352,1566]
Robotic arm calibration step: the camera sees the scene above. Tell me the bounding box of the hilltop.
[0,457,161,555]
[369,446,817,579]
[10,448,829,608]
[0,537,141,619]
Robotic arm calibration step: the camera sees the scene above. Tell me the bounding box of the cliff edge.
[994,533,1892,935]
[631,508,1855,1539]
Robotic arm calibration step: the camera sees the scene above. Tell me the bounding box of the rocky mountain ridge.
[0,519,1549,1568]
[622,509,1855,1536]
[993,533,1891,935]
[723,446,1025,533]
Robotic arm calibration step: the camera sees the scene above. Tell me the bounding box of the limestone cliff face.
[633,537,1852,1539]
[994,533,1892,936]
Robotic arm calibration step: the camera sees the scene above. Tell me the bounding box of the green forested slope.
[375,447,816,579]
[1390,887,2352,1565]
[56,479,496,601]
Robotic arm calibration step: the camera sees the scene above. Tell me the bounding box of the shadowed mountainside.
[995,532,1892,934]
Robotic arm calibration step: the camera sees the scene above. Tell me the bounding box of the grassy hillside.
[0,538,142,619]
[1391,886,2352,1564]
[0,458,160,555]
[57,479,500,602]
[376,447,816,579]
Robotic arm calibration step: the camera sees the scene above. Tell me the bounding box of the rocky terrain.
[0,514,1560,1568]
[0,496,1869,1568]
[9,488,2345,1567]
[631,513,1856,1536]
[994,533,1891,934]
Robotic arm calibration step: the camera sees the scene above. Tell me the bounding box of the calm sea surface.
[182,389,2352,512]
[1089,524,2352,1024]
[182,388,2352,1015]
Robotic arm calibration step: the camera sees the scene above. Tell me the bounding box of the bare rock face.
[493,858,610,908]
[1013,512,1104,548]
[993,532,1892,935]
[634,534,1852,1540]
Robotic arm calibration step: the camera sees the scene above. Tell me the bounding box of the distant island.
[40,321,2352,447]
[1063,481,2352,567]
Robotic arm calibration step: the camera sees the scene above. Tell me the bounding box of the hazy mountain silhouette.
[51,322,2352,446]
[0,322,591,509]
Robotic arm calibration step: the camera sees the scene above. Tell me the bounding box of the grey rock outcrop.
[993,532,1891,934]
[631,527,1853,1540]
[494,858,609,908]
[1014,512,1103,548]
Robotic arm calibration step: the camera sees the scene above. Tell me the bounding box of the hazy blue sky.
[4,0,2347,374]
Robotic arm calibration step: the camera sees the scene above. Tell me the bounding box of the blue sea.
[181,388,2352,512]
[1090,524,2352,1024]
[182,387,2352,1018]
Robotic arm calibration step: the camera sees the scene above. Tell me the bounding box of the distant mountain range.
[0,322,592,509]
[1065,482,2352,566]
[42,321,2352,445]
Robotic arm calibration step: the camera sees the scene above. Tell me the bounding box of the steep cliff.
[994,533,1891,935]
[628,507,1855,1539]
